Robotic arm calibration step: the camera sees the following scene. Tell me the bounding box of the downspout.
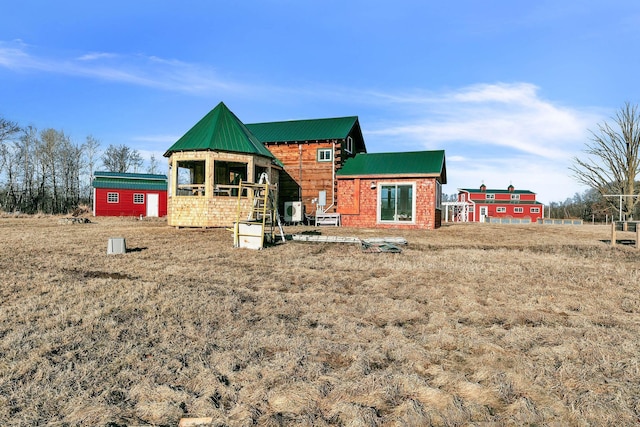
[298,143,302,202]
[323,140,337,213]
[331,140,336,210]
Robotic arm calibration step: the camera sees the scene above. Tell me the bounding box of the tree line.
[0,117,159,214]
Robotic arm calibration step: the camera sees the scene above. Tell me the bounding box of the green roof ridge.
[246,116,359,143]
[460,188,535,194]
[164,102,274,159]
[337,150,446,179]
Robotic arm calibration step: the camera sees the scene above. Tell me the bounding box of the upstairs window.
[486,193,495,200]
[496,207,506,213]
[514,207,524,213]
[345,136,354,154]
[511,194,520,200]
[317,148,332,162]
[530,207,540,213]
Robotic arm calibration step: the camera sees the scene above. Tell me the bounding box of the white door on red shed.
[146,193,159,217]
[479,206,487,222]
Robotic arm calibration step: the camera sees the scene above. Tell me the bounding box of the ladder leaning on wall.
[234,172,285,249]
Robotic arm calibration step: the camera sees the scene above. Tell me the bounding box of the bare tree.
[14,126,39,212]
[101,144,142,173]
[147,154,159,174]
[38,128,63,213]
[0,117,20,177]
[571,102,640,219]
[83,135,101,202]
[130,150,143,173]
[0,117,20,143]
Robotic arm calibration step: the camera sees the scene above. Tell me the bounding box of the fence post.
[611,222,616,246]
[637,226,639,249]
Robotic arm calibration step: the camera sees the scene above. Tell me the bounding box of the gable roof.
[92,171,167,191]
[246,116,360,143]
[163,102,275,159]
[337,150,446,183]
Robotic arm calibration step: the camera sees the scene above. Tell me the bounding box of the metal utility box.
[284,201,303,223]
[107,237,127,254]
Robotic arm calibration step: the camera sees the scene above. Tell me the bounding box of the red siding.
[94,188,167,217]
[458,190,543,222]
[337,177,441,229]
[472,203,543,222]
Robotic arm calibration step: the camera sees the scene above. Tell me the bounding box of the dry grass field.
[1,216,640,426]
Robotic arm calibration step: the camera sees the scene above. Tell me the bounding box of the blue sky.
[2,1,640,203]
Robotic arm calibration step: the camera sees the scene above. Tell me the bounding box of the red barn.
[456,184,544,223]
[92,171,168,217]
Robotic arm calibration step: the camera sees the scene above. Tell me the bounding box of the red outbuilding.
[455,184,544,223]
[92,171,167,217]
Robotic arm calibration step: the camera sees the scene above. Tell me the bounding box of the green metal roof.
[337,150,446,182]
[94,171,167,181]
[163,102,275,159]
[460,188,535,194]
[246,116,360,143]
[93,172,167,191]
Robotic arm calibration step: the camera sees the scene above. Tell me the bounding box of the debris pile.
[291,234,407,253]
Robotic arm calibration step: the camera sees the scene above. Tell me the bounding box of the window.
[214,161,247,196]
[133,193,144,204]
[530,207,540,213]
[486,193,495,200]
[345,136,353,154]
[176,160,206,196]
[379,183,415,223]
[496,207,506,213]
[107,192,119,203]
[514,207,524,213]
[511,194,520,200]
[435,181,442,209]
[317,148,332,162]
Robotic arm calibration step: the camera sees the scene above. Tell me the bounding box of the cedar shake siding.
[336,151,446,230]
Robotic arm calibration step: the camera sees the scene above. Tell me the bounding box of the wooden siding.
[168,195,256,228]
[94,188,167,217]
[266,141,340,216]
[167,150,279,228]
[337,177,441,229]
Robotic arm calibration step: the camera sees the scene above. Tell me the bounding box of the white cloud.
[367,83,600,159]
[0,40,246,95]
[358,83,603,202]
[76,52,118,61]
